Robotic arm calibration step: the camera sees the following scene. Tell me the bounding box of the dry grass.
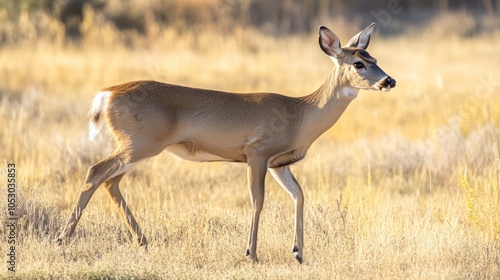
[1,10,500,279]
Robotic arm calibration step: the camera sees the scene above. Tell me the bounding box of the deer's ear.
[345,23,375,50]
[319,26,342,58]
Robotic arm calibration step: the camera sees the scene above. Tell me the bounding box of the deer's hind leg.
[57,151,139,245]
[57,132,172,246]
[103,173,148,247]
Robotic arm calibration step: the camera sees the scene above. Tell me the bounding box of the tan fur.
[57,23,395,264]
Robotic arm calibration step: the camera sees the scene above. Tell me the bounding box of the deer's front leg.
[270,166,304,264]
[245,157,268,263]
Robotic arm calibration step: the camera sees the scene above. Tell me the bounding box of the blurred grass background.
[1,0,500,278]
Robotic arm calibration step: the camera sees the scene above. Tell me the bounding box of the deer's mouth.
[377,85,392,92]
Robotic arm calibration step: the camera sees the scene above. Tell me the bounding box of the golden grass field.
[1,9,500,279]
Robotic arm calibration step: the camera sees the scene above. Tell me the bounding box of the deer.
[57,23,396,264]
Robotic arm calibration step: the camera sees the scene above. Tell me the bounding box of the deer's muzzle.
[377,76,396,92]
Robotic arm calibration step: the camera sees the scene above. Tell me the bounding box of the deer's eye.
[353,62,364,69]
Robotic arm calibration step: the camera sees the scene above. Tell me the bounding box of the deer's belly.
[165,143,244,163]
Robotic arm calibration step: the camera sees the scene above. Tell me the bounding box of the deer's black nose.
[385,76,396,88]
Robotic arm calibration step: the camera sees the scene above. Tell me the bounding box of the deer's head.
[319,23,396,92]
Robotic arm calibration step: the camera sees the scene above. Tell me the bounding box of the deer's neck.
[298,67,359,144]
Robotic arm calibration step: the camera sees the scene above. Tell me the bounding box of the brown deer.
[57,23,396,264]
